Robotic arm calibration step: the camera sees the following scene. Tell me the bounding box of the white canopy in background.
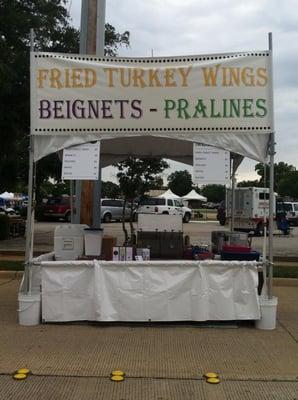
[158,189,181,199]
[0,192,14,199]
[182,190,207,202]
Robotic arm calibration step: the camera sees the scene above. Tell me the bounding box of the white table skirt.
[40,260,260,322]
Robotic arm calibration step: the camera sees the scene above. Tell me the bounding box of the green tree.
[102,181,121,199]
[38,180,70,200]
[201,184,225,203]
[237,179,262,188]
[167,170,193,196]
[0,0,129,193]
[116,157,169,244]
[255,162,296,191]
[277,171,298,199]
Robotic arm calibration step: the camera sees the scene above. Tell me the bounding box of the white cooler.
[54,224,88,261]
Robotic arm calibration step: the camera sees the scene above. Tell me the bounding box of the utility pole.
[77,0,105,226]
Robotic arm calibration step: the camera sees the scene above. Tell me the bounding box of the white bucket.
[18,292,41,326]
[255,296,278,330]
[84,228,104,256]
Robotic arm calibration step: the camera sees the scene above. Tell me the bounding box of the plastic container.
[221,250,260,261]
[84,228,104,256]
[54,224,88,261]
[18,292,41,326]
[255,296,278,330]
[222,244,251,253]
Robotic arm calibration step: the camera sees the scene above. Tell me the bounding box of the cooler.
[54,224,88,261]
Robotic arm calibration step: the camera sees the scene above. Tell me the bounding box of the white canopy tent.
[181,190,207,202]
[158,189,181,199]
[0,192,14,199]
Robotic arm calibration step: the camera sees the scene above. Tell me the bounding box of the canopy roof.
[0,192,14,199]
[31,51,272,166]
[158,189,181,199]
[181,190,207,202]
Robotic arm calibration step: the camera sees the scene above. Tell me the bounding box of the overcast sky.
[68,0,298,184]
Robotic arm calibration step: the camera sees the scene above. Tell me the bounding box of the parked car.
[39,197,131,223]
[39,196,73,222]
[202,202,220,209]
[136,197,192,223]
[101,199,131,223]
[283,202,298,226]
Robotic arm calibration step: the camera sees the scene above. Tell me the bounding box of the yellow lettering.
[164,68,177,87]
[241,67,255,86]
[50,68,62,89]
[132,68,146,88]
[37,69,49,88]
[202,64,220,86]
[256,67,268,86]
[178,67,192,87]
[84,68,97,87]
[230,68,241,86]
[120,68,131,87]
[71,69,84,88]
[148,69,162,87]
[103,67,118,87]
[65,69,71,88]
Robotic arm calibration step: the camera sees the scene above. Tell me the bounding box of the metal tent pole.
[24,28,36,294]
[268,32,275,299]
[92,0,106,228]
[74,0,88,224]
[230,158,236,232]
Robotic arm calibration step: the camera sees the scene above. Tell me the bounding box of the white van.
[137,197,192,223]
[283,202,298,226]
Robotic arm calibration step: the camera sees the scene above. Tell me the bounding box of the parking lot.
[1,220,297,259]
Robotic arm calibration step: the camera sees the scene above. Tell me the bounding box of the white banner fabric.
[31,51,273,163]
[40,260,260,322]
[31,51,272,136]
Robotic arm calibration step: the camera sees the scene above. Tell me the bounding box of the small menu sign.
[62,142,100,180]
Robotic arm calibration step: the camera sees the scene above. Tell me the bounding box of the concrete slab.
[0,375,297,400]
[0,279,297,389]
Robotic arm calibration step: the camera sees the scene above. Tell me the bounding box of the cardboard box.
[101,236,117,260]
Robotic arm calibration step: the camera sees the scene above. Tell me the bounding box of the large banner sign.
[31,51,272,138]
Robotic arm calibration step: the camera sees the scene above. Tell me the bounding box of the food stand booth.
[19,42,277,328]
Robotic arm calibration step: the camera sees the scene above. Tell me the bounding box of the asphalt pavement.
[0,221,298,259]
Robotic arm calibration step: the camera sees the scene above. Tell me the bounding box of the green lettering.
[210,99,221,117]
[229,99,241,118]
[192,99,207,118]
[164,99,176,118]
[177,98,191,119]
[256,98,267,117]
[242,99,254,117]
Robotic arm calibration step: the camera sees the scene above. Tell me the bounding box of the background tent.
[0,192,14,199]
[181,190,207,202]
[158,189,181,199]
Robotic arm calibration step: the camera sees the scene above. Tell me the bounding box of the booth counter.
[33,255,261,323]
